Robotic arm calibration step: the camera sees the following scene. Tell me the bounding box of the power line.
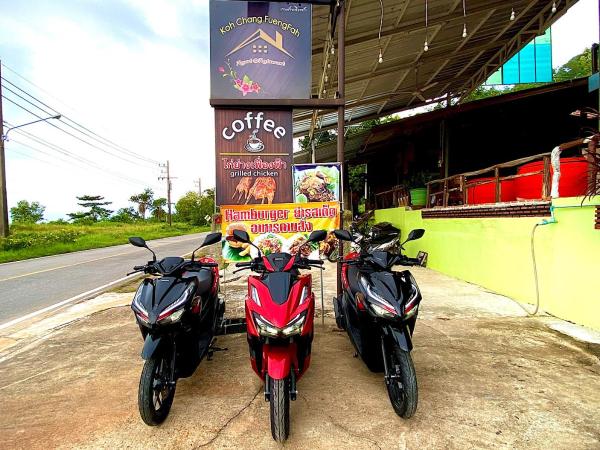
[5,121,161,189]
[0,76,160,165]
[1,93,158,168]
[9,137,159,189]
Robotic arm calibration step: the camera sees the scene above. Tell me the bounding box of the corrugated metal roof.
[294,0,578,137]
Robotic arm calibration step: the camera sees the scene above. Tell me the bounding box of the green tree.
[10,200,45,223]
[554,47,592,81]
[129,188,154,219]
[175,190,215,226]
[68,195,112,222]
[110,207,138,223]
[151,197,167,221]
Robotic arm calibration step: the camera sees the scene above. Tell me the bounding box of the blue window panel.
[503,53,520,84]
[484,28,553,85]
[535,29,553,82]
[519,42,536,83]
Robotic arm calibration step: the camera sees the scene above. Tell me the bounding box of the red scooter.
[232,229,326,442]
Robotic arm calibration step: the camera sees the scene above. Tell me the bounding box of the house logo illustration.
[227,29,293,58]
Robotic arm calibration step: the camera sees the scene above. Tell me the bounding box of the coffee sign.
[215,109,293,206]
[209,0,311,99]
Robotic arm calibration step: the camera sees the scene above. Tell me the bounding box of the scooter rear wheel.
[138,355,176,426]
[386,347,418,418]
[269,377,290,442]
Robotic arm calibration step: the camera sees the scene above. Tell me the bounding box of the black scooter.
[333,228,425,418]
[127,232,223,425]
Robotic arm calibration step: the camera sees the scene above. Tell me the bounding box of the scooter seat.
[185,269,214,294]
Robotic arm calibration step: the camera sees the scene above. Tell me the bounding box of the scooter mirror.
[232,229,251,243]
[201,232,222,247]
[307,229,327,243]
[129,236,147,248]
[407,229,425,242]
[333,229,353,242]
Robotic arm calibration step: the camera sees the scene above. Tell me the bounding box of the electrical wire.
[1,93,159,168]
[9,137,159,189]
[5,121,161,189]
[1,76,159,165]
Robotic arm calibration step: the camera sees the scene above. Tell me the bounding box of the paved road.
[0,233,209,326]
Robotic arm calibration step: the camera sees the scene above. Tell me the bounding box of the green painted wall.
[375,197,600,330]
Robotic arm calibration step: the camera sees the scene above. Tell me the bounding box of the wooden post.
[443,180,448,207]
[542,155,551,199]
[426,183,431,208]
[587,136,598,194]
[460,175,467,205]
[494,167,500,203]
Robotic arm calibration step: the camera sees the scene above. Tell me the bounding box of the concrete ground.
[0,264,599,449]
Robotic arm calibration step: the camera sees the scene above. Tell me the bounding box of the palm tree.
[130,188,154,219]
[151,198,167,221]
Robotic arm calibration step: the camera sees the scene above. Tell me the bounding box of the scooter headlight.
[158,284,194,323]
[252,312,307,337]
[252,313,279,337]
[281,312,307,336]
[359,276,398,318]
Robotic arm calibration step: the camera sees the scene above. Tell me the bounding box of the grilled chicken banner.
[293,163,341,203]
[221,202,340,262]
[215,109,293,206]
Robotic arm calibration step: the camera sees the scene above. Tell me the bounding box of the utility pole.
[158,161,176,226]
[194,177,202,196]
[0,62,8,237]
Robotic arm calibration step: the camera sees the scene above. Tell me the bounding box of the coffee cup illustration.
[245,130,264,152]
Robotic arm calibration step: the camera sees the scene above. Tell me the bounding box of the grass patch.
[0,222,209,263]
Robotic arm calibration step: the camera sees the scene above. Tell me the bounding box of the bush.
[0,229,83,250]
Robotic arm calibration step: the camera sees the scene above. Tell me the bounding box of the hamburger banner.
[221,202,340,262]
[215,108,293,206]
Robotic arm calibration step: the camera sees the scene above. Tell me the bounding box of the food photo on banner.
[209,0,311,99]
[214,109,293,205]
[221,202,340,262]
[293,163,341,203]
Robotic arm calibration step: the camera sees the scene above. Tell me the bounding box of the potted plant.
[408,171,435,207]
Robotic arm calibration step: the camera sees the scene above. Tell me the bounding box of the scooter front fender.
[264,344,294,380]
[384,324,413,352]
[141,334,162,360]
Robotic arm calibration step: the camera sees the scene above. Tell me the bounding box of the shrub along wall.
[375,196,600,331]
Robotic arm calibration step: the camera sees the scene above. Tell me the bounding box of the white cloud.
[1,0,214,220]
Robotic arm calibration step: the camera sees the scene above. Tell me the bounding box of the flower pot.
[410,187,427,207]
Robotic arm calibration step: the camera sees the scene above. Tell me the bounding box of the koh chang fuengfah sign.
[209,0,311,99]
[215,109,293,206]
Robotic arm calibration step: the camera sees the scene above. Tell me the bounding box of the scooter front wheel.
[386,347,418,418]
[138,355,176,426]
[269,377,290,442]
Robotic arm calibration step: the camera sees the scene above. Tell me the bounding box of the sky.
[0,0,598,220]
